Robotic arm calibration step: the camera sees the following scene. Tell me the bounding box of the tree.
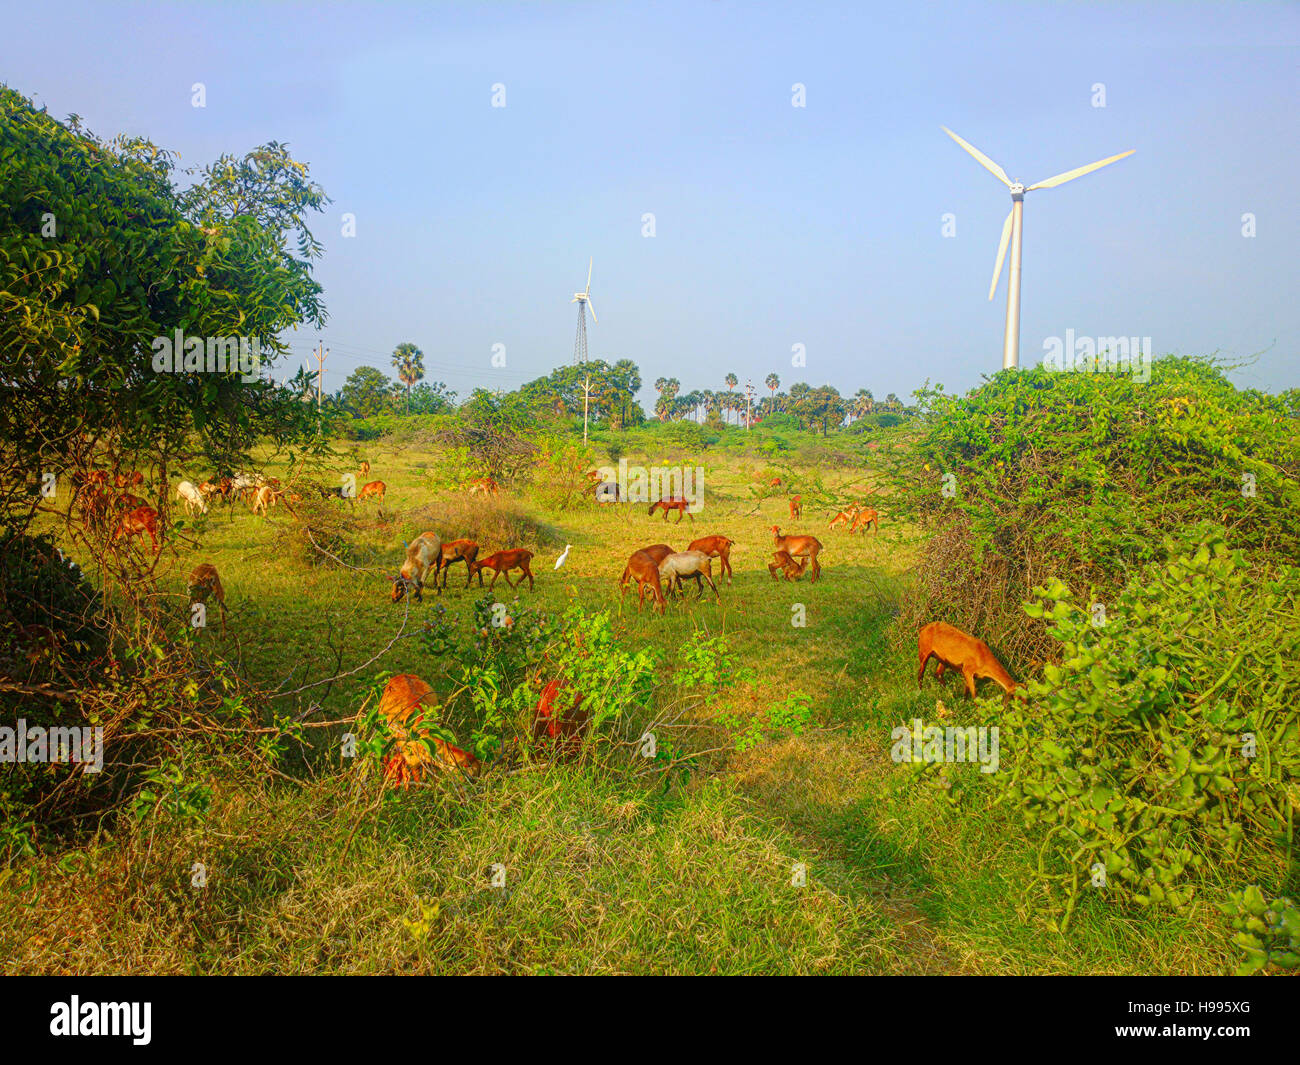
[337,367,395,418]
[391,342,425,411]
[0,86,328,546]
[407,380,456,415]
[725,373,739,425]
[766,373,780,401]
[852,388,874,422]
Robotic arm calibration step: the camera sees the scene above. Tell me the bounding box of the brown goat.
[188,562,228,633]
[437,538,480,588]
[648,498,693,523]
[789,495,802,520]
[623,549,667,614]
[770,526,822,582]
[377,674,481,785]
[687,535,734,583]
[115,505,160,552]
[917,621,1018,703]
[467,549,535,591]
[768,549,809,581]
[620,544,674,596]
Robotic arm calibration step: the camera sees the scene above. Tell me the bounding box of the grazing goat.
[187,562,228,633]
[199,477,232,503]
[377,674,481,785]
[436,538,480,589]
[850,507,879,534]
[115,505,160,552]
[392,531,443,602]
[771,526,822,582]
[358,460,370,476]
[829,504,860,529]
[687,535,735,584]
[358,479,386,503]
[175,480,208,516]
[532,678,590,760]
[768,549,809,581]
[648,497,693,524]
[623,549,667,614]
[468,477,499,496]
[659,550,719,601]
[620,544,674,596]
[467,549,535,591]
[789,495,802,520]
[251,484,279,516]
[917,621,1018,703]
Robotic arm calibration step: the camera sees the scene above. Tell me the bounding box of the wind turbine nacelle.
[1008,182,1026,196]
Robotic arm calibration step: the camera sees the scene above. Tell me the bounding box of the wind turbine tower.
[571,258,597,365]
[942,127,1134,370]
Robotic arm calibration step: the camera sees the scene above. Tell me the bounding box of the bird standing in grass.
[554,544,571,570]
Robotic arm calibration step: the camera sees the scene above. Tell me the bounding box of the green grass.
[0,442,1238,973]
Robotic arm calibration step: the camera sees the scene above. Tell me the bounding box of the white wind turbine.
[571,258,597,365]
[942,126,1134,370]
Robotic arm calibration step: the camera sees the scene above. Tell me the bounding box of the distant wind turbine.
[942,126,1134,370]
[571,258,597,365]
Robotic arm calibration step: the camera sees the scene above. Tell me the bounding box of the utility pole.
[313,342,329,411]
[582,374,594,444]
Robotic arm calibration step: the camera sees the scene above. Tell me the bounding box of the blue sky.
[4,1,1297,403]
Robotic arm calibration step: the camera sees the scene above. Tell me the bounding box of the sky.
[3,0,1297,405]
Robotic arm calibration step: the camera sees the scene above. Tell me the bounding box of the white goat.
[175,480,208,516]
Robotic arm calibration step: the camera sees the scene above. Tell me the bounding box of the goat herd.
[69,459,1020,784]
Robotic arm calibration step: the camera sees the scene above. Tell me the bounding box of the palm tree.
[853,388,874,422]
[766,373,779,403]
[885,392,899,411]
[391,342,425,412]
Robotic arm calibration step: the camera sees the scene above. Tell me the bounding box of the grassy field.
[0,437,1236,974]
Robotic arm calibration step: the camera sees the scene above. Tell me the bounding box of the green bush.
[995,527,1298,938]
[884,356,1300,664]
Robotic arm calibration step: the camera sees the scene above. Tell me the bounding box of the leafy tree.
[407,380,456,415]
[0,86,328,545]
[766,373,780,400]
[337,367,393,418]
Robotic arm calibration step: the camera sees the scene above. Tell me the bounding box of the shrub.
[883,356,1300,664]
[995,527,1299,934]
[403,494,565,556]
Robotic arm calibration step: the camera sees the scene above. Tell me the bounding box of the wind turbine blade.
[586,257,593,295]
[988,210,1013,301]
[1027,149,1134,191]
[587,299,597,324]
[941,126,1011,186]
